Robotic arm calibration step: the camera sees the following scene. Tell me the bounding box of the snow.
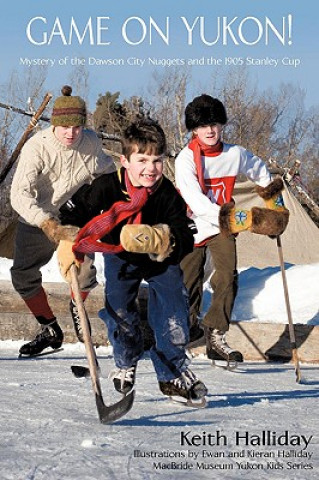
[219,263,319,325]
[0,256,318,478]
[0,342,318,479]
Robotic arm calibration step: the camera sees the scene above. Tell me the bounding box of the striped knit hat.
[51,85,86,126]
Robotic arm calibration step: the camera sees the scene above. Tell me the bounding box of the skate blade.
[169,395,207,409]
[18,348,64,359]
[211,359,238,371]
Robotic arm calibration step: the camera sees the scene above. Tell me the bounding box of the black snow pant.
[11,221,97,299]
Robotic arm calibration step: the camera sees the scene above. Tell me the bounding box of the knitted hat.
[51,85,86,126]
[185,94,227,131]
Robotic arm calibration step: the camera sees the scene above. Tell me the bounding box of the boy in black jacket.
[58,120,207,406]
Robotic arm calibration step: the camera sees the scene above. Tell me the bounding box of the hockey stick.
[276,236,302,383]
[0,92,52,185]
[70,264,135,423]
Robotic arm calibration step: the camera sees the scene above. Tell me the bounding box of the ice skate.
[19,321,63,357]
[69,299,91,343]
[112,365,137,395]
[206,328,243,370]
[159,368,207,408]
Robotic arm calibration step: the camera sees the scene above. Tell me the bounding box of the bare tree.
[145,67,190,154]
[68,63,90,105]
[0,66,49,169]
[0,67,49,234]
[208,69,290,161]
[297,105,319,205]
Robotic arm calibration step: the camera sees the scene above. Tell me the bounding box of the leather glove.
[219,203,289,237]
[41,218,80,245]
[120,224,174,262]
[56,240,79,283]
[255,178,286,211]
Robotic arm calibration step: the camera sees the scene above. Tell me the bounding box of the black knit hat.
[185,94,227,130]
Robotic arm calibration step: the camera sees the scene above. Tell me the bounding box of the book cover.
[0,1,318,479]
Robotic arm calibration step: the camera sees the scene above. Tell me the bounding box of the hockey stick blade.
[292,349,302,384]
[70,265,134,423]
[73,365,135,421]
[71,365,90,378]
[96,389,135,424]
[71,366,135,422]
[71,360,101,378]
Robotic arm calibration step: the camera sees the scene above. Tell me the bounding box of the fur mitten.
[120,224,174,262]
[40,218,80,245]
[255,178,286,210]
[219,203,290,237]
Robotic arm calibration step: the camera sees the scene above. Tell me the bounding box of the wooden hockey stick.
[70,264,135,423]
[0,92,52,184]
[276,235,302,383]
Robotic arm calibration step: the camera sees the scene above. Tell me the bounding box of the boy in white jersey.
[175,94,289,367]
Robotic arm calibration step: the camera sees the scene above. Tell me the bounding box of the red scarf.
[188,136,223,194]
[73,169,152,259]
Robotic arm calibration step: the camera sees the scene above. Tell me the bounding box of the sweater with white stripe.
[175,142,271,245]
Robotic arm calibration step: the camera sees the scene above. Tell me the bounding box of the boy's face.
[54,126,83,146]
[120,146,164,188]
[193,123,223,146]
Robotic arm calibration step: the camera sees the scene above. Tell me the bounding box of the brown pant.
[180,234,238,332]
